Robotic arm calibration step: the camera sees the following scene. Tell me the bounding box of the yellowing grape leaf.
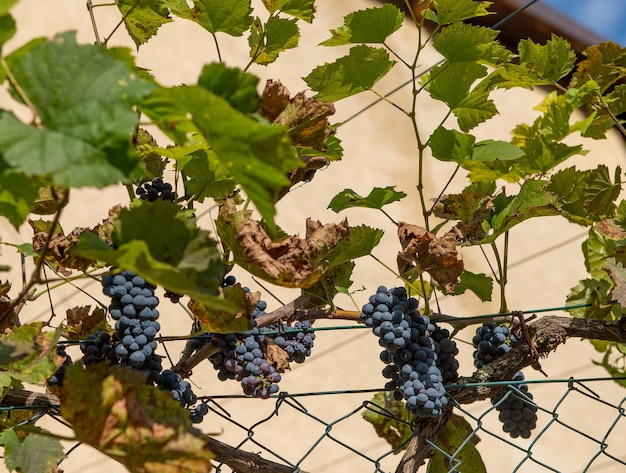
[61,364,213,472]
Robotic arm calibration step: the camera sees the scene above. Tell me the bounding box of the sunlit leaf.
[452,270,493,301]
[321,4,403,46]
[328,186,407,212]
[164,0,253,36]
[249,16,299,65]
[433,22,510,64]
[424,0,493,24]
[116,0,172,47]
[304,45,395,101]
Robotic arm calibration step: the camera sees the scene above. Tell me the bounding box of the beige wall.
[1,1,626,472]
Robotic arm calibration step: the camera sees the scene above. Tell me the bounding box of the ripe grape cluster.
[472,322,519,368]
[472,323,538,438]
[207,288,283,398]
[102,270,163,381]
[156,369,209,424]
[135,177,176,202]
[201,276,315,397]
[491,371,538,439]
[361,286,452,417]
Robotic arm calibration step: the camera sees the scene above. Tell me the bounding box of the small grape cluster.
[156,369,208,424]
[207,296,283,398]
[47,345,72,388]
[491,371,538,439]
[361,286,449,417]
[102,270,162,380]
[264,320,315,364]
[472,323,519,368]
[79,331,118,366]
[135,177,176,202]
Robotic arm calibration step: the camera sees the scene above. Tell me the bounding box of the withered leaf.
[261,338,290,373]
[398,223,463,294]
[597,218,626,239]
[258,79,336,193]
[217,198,350,288]
[64,306,108,341]
[30,219,97,275]
[188,283,256,334]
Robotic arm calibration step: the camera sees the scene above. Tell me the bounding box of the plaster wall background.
[1,1,626,472]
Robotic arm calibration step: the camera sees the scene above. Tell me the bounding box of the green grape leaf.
[328,186,407,212]
[74,201,232,313]
[321,4,403,46]
[428,414,486,473]
[323,225,384,269]
[428,126,475,164]
[452,270,493,301]
[0,13,15,52]
[433,22,511,64]
[61,364,213,471]
[0,32,153,187]
[0,322,61,384]
[198,62,260,113]
[116,0,172,47]
[140,85,299,227]
[582,220,626,281]
[432,187,492,223]
[264,0,316,23]
[571,41,626,92]
[593,349,626,388]
[566,278,622,320]
[548,164,621,225]
[479,180,561,244]
[0,172,40,229]
[303,261,354,305]
[180,151,237,202]
[471,140,524,162]
[424,0,493,24]
[304,45,395,101]
[362,392,413,452]
[249,16,300,65]
[0,0,18,15]
[164,0,253,36]
[0,430,66,473]
[454,89,498,131]
[517,34,576,83]
[425,62,488,108]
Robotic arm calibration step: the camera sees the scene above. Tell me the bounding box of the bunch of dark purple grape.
[472,322,519,368]
[46,345,72,388]
[135,177,176,202]
[491,371,538,439]
[361,286,456,417]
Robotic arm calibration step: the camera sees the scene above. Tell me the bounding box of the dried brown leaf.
[597,218,626,239]
[258,80,336,193]
[262,338,290,373]
[219,199,350,287]
[398,223,463,294]
[64,306,108,341]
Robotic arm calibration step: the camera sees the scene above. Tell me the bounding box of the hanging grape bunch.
[472,322,539,438]
[196,276,315,398]
[360,286,458,417]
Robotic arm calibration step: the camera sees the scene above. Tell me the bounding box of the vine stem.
[1,58,38,124]
[0,190,70,327]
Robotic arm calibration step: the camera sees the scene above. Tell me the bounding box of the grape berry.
[135,177,176,202]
